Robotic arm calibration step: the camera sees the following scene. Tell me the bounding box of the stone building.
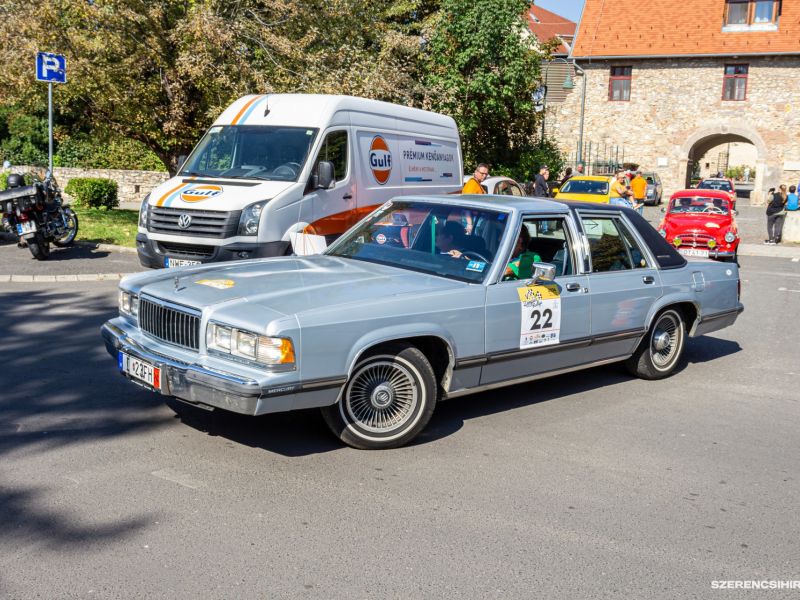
[550,0,800,203]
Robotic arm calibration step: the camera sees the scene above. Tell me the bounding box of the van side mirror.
[316,161,335,189]
[530,262,557,282]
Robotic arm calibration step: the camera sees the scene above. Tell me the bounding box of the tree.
[421,0,555,180]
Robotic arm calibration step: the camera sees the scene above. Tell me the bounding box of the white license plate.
[16,221,37,235]
[119,351,161,390]
[165,257,201,268]
[679,248,710,258]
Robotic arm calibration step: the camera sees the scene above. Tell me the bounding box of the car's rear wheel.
[321,343,437,450]
[625,308,686,380]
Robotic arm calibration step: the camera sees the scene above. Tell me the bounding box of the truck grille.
[149,207,241,239]
[157,241,215,258]
[139,296,201,350]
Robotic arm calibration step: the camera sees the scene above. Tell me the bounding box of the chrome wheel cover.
[344,359,419,435]
[650,312,682,370]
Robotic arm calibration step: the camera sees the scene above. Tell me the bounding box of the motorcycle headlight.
[206,322,295,367]
[118,290,139,318]
[139,194,150,229]
[237,201,265,236]
[724,231,736,243]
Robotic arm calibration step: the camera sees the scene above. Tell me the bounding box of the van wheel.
[321,343,437,450]
[625,308,686,380]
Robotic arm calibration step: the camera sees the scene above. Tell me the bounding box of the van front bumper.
[136,234,289,269]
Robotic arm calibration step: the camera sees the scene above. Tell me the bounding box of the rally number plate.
[119,351,161,390]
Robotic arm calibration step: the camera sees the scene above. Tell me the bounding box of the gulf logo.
[369,136,392,185]
[180,185,223,203]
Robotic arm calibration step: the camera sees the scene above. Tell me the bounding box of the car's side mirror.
[530,262,557,282]
[316,161,335,189]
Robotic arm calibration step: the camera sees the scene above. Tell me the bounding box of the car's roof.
[566,175,613,182]
[394,194,571,213]
[670,188,733,199]
[700,177,732,183]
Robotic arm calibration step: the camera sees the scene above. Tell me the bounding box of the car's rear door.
[481,214,591,385]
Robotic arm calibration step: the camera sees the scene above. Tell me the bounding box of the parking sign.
[36,52,66,84]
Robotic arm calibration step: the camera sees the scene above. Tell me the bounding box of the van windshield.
[180,125,318,181]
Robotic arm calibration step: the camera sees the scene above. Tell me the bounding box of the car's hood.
[554,192,608,203]
[124,255,465,317]
[664,213,733,233]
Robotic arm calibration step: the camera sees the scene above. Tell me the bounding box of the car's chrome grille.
[678,232,715,247]
[157,241,215,258]
[139,297,201,350]
[148,207,241,239]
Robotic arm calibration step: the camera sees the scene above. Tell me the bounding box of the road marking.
[1,273,132,282]
[151,468,205,490]
[777,287,800,293]
[793,257,800,262]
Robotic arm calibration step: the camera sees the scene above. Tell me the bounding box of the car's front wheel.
[321,343,437,449]
[625,308,686,380]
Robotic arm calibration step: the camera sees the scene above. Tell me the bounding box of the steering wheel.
[463,250,490,263]
[272,162,302,178]
[702,206,725,214]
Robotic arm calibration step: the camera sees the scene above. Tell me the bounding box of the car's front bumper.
[102,320,345,416]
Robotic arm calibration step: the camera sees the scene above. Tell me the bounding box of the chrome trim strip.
[139,294,202,316]
[301,377,348,391]
[699,306,743,323]
[445,355,629,399]
[454,356,488,368]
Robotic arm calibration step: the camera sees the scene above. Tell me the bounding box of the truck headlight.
[724,231,736,243]
[139,194,150,229]
[118,290,139,318]
[237,202,265,236]
[206,323,295,367]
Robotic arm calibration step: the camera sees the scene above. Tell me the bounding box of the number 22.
[529,308,553,330]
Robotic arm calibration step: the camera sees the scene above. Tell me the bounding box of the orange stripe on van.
[156,178,195,207]
[308,204,383,236]
[231,95,264,125]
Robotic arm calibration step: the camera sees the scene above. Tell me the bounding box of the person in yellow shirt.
[629,170,647,214]
[463,164,489,194]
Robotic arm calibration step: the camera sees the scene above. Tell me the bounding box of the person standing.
[629,170,647,214]
[533,165,550,197]
[786,185,798,211]
[558,167,573,189]
[463,164,489,194]
[609,171,634,208]
[765,185,788,244]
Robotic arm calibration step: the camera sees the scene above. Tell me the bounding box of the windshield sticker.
[181,185,223,203]
[466,260,486,272]
[517,284,561,349]
[195,279,235,289]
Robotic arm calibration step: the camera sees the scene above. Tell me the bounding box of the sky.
[535,0,586,23]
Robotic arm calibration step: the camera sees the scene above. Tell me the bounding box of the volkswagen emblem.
[178,213,192,229]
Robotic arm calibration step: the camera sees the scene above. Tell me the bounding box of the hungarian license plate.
[16,221,37,235]
[119,351,161,390]
[165,257,201,268]
[679,248,709,258]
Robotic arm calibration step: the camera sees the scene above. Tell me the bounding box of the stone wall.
[551,56,800,204]
[9,166,169,206]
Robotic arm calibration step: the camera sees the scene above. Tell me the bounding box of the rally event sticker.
[466,260,486,272]
[195,279,235,290]
[517,284,561,349]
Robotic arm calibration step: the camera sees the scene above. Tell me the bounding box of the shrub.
[65,177,119,209]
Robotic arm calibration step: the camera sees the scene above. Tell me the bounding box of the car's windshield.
[560,179,609,195]
[669,196,730,215]
[698,179,732,192]
[325,200,510,283]
[180,125,318,181]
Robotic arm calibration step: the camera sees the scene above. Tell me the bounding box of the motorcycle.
[0,169,78,260]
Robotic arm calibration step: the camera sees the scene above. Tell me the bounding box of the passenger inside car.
[504,225,541,280]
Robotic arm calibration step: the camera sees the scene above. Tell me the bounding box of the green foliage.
[0,107,48,166]
[725,165,754,181]
[492,139,566,183]
[0,171,7,191]
[65,177,119,210]
[55,136,166,171]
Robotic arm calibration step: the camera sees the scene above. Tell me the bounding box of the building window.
[608,66,632,101]
[722,64,748,101]
[724,0,780,27]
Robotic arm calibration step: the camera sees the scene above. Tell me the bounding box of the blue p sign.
[36,52,67,84]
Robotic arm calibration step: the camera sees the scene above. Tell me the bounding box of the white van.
[136,94,463,268]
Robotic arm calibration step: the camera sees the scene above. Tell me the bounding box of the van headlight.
[237,201,265,236]
[119,290,139,318]
[139,194,150,229]
[206,322,295,367]
[724,231,736,243]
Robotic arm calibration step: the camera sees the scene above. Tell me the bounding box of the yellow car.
[554,175,615,204]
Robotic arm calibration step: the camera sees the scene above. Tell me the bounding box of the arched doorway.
[679,124,768,203]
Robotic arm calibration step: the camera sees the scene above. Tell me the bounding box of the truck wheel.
[625,308,686,380]
[321,343,437,450]
[28,233,50,260]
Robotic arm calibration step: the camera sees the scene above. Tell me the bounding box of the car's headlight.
[724,231,736,243]
[658,228,667,237]
[139,194,150,229]
[119,290,139,318]
[237,201,265,236]
[206,322,295,367]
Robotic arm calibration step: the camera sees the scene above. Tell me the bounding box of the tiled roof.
[527,3,577,55]
[572,0,800,58]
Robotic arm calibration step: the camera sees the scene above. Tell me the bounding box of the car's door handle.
[566,282,582,292]
[342,193,353,200]
[642,275,655,284]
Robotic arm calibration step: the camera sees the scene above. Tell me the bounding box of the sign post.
[35,52,67,172]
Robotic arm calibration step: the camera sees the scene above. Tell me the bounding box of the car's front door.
[578,211,663,360]
[306,129,356,242]
[481,214,591,385]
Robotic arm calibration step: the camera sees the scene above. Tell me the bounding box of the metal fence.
[562,141,632,176]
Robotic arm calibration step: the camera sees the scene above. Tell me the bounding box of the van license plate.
[679,248,709,258]
[165,257,201,268]
[119,351,161,390]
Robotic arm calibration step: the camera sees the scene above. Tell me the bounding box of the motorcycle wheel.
[28,233,50,260]
[53,207,79,247]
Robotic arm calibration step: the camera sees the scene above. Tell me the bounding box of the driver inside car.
[504,225,542,280]
[435,221,469,259]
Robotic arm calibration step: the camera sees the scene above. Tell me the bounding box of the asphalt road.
[1,255,798,599]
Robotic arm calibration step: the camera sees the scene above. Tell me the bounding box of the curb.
[74,240,138,254]
[0,273,133,283]
[738,243,800,259]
